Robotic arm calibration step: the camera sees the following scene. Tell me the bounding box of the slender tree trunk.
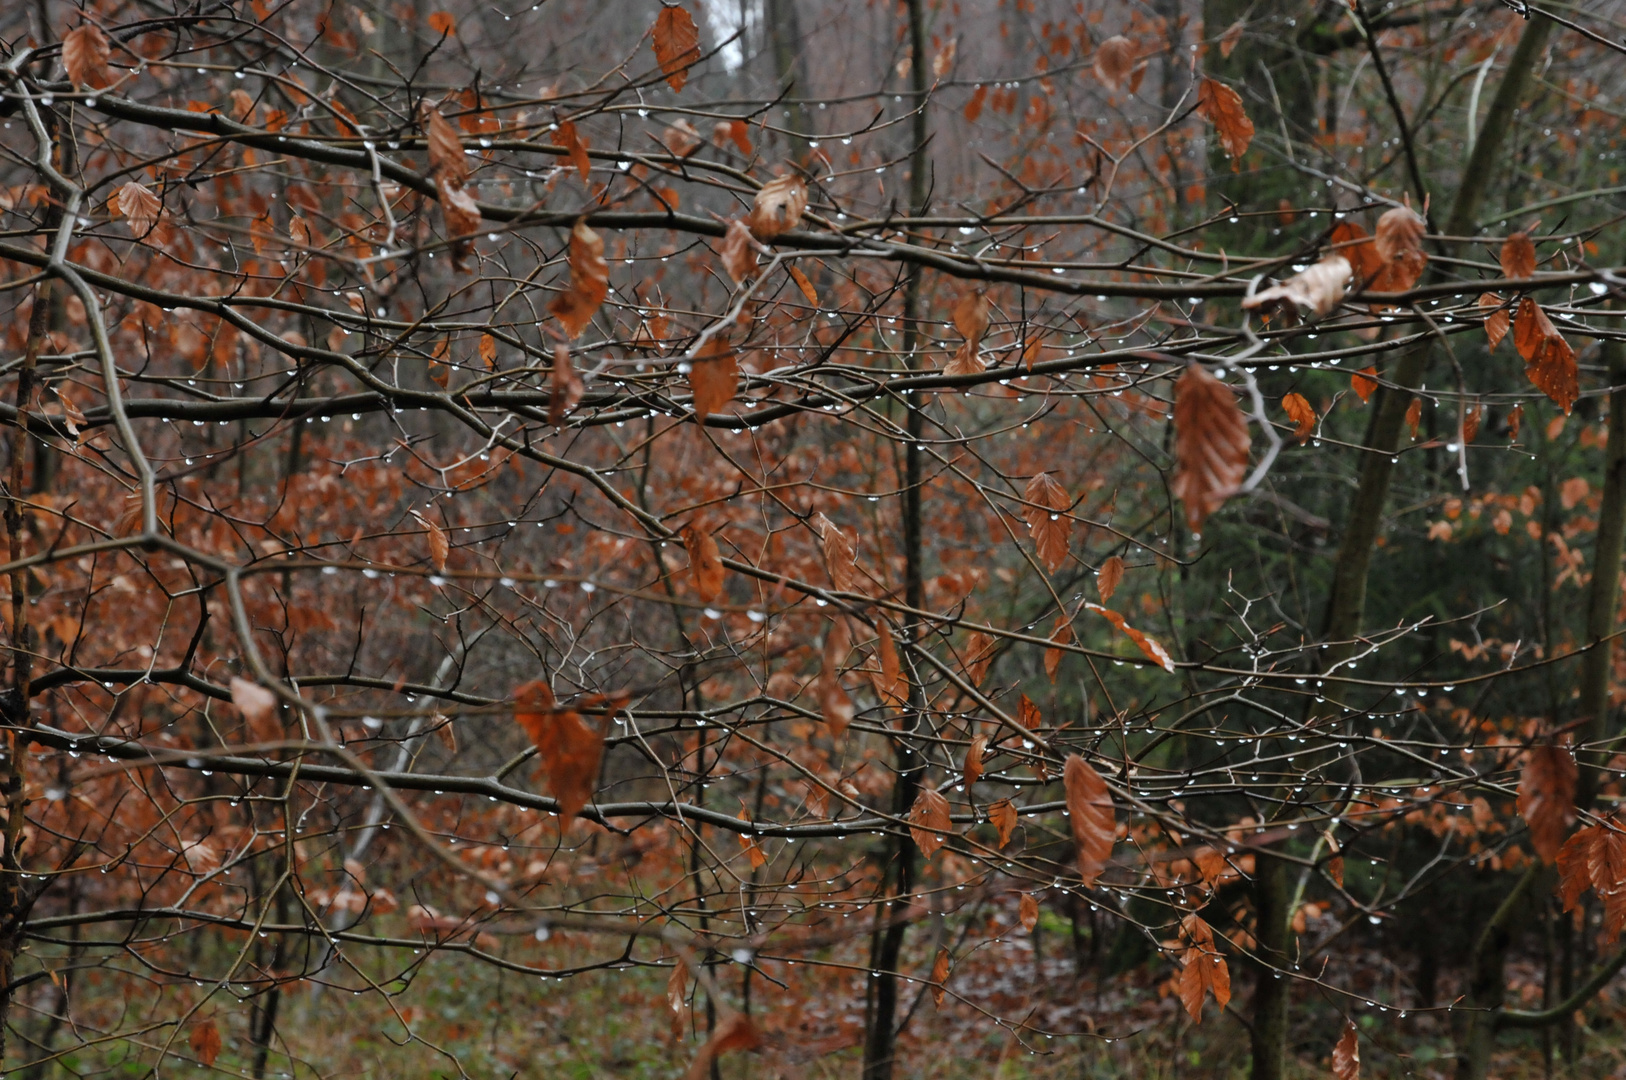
[1576,327,1626,808]
[1455,866,1538,1080]
[1249,853,1292,1080]
[861,3,930,1077]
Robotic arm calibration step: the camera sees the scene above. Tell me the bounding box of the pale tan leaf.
[1242,256,1350,320]
[115,181,162,235]
[749,174,808,239]
[231,676,277,727]
[719,218,759,284]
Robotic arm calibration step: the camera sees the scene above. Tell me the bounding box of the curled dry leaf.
[963,733,987,787]
[189,1020,222,1067]
[1092,36,1136,91]
[1171,363,1251,533]
[1242,256,1350,320]
[908,786,953,860]
[411,511,448,571]
[1507,403,1523,441]
[681,525,725,602]
[963,630,996,687]
[63,23,113,89]
[1063,753,1114,886]
[1500,231,1537,280]
[1018,692,1042,730]
[931,948,951,1007]
[813,512,859,593]
[749,174,808,239]
[787,264,819,306]
[231,676,278,728]
[553,120,591,183]
[1514,298,1578,414]
[1332,1021,1361,1080]
[550,343,583,424]
[719,218,759,284]
[688,336,739,420]
[652,4,702,92]
[436,176,480,241]
[549,221,609,338]
[1022,472,1072,573]
[1351,366,1378,403]
[1480,292,1510,349]
[1374,204,1426,262]
[1018,892,1039,932]
[1177,913,1231,1023]
[989,797,1018,848]
[1282,392,1315,443]
[116,180,163,236]
[944,288,990,376]
[1218,18,1245,57]
[514,680,604,823]
[419,102,468,186]
[479,333,497,369]
[1196,78,1253,160]
[1556,822,1626,941]
[682,1012,761,1080]
[1518,742,1577,862]
[1097,554,1124,602]
[1086,601,1176,671]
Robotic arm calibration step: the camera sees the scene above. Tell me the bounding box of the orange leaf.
[1351,366,1378,403]
[1018,693,1041,730]
[514,681,604,824]
[549,222,608,338]
[1480,293,1510,350]
[1019,892,1039,932]
[1023,472,1072,573]
[908,786,952,860]
[63,23,113,89]
[963,630,995,687]
[1097,554,1124,602]
[1171,363,1250,533]
[749,174,808,239]
[419,102,469,186]
[1092,36,1136,91]
[413,512,449,571]
[1500,231,1537,280]
[787,264,819,305]
[550,343,583,424]
[1218,19,1244,57]
[1177,914,1230,1022]
[189,1020,222,1066]
[1517,742,1577,862]
[1528,324,1579,415]
[688,336,739,420]
[1507,403,1523,441]
[870,619,908,709]
[1586,823,1626,942]
[988,798,1018,849]
[652,4,702,93]
[683,1012,760,1080]
[1281,392,1315,443]
[553,120,591,182]
[813,513,859,593]
[1044,614,1072,683]
[1063,754,1114,887]
[1332,1021,1360,1080]
[427,10,455,35]
[681,525,725,602]
[931,948,951,1007]
[1405,397,1422,439]
[964,84,988,122]
[1556,826,1597,912]
[1196,77,1253,160]
[963,733,987,788]
[1330,221,1383,286]
[479,333,497,369]
[1086,602,1176,672]
[719,218,759,284]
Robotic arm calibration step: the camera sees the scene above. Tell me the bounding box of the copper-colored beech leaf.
[1589,826,1626,942]
[1507,403,1523,441]
[719,218,759,284]
[115,181,162,235]
[550,343,583,424]
[738,812,766,868]
[1557,826,1594,913]
[1512,296,1551,361]
[436,177,480,241]
[931,948,951,1007]
[553,120,591,182]
[189,1020,222,1066]
[1064,754,1114,886]
[1242,256,1350,320]
[514,680,604,823]
[63,23,113,89]
[1218,19,1245,58]
[688,336,739,420]
[1374,204,1426,262]
[1331,221,1383,285]
[1018,692,1042,730]
[1045,614,1072,683]
[1514,298,1579,414]
[1462,401,1482,445]
[1500,231,1537,279]
[479,333,497,368]
[1171,363,1250,533]
[652,4,702,92]
[413,512,448,571]
[1018,892,1039,932]
[1333,1021,1360,1080]
[681,525,725,602]
[1481,293,1510,349]
[419,102,468,186]
[548,221,608,338]
[1282,392,1315,443]
[1325,829,1345,888]
[1405,397,1422,439]
[1177,913,1230,1023]
[1086,601,1176,671]
[1517,742,1577,862]
[1023,472,1072,573]
[1092,36,1136,91]
[427,10,455,35]
[964,630,995,687]
[663,118,701,156]
[1196,77,1253,160]
[749,174,808,239]
[683,1012,761,1080]
[1089,558,1122,606]
[231,676,277,727]
[813,512,859,593]
[945,288,989,376]
[1352,366,1378,403]
[908,786,952,860]
[787,264,819,305]
[819,615,853,737]
[963,733,987,787]
[989,798,1019,848]
[871,619,907,709]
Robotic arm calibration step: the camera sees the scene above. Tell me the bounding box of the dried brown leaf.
[1064,754,1114,887]
[1087,601,1176,671]
[189,1020,222,1067]
[1244,256,1350,321]
[989,798,1018,849]
[813,513,859,593]
[1282,392,1315,443]
[681,525,725,602]
[1023,472,1072,573]
[749,174,808,239]
[1352,366,1378,403]
[231,677,277,728]
[1171,363,1250,533]
[514,680,604,823]
[63,23,113,89]
[549,221,608,338]
[652,5,702,92]
[963,733,987,788]
[1500,231,1537,280]
[419,102,468,186]
[1196,77,1253,160]
[908,786,953,860]
[1481,292,1510,350]
[1517,742,1577,862]
[1019,893,1039,932]
[1332,1021,1360,1080]
[1097,554,1124,602]
[931,948,951,1007]
[550,343,583,424]
[115,180,162,236]
[1093,36,1136,91]
[553,120,591,182]
[688,336,739,420]
[719,218,759,284]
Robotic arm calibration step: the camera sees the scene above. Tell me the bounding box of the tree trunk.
[1249,852,1292,1080]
